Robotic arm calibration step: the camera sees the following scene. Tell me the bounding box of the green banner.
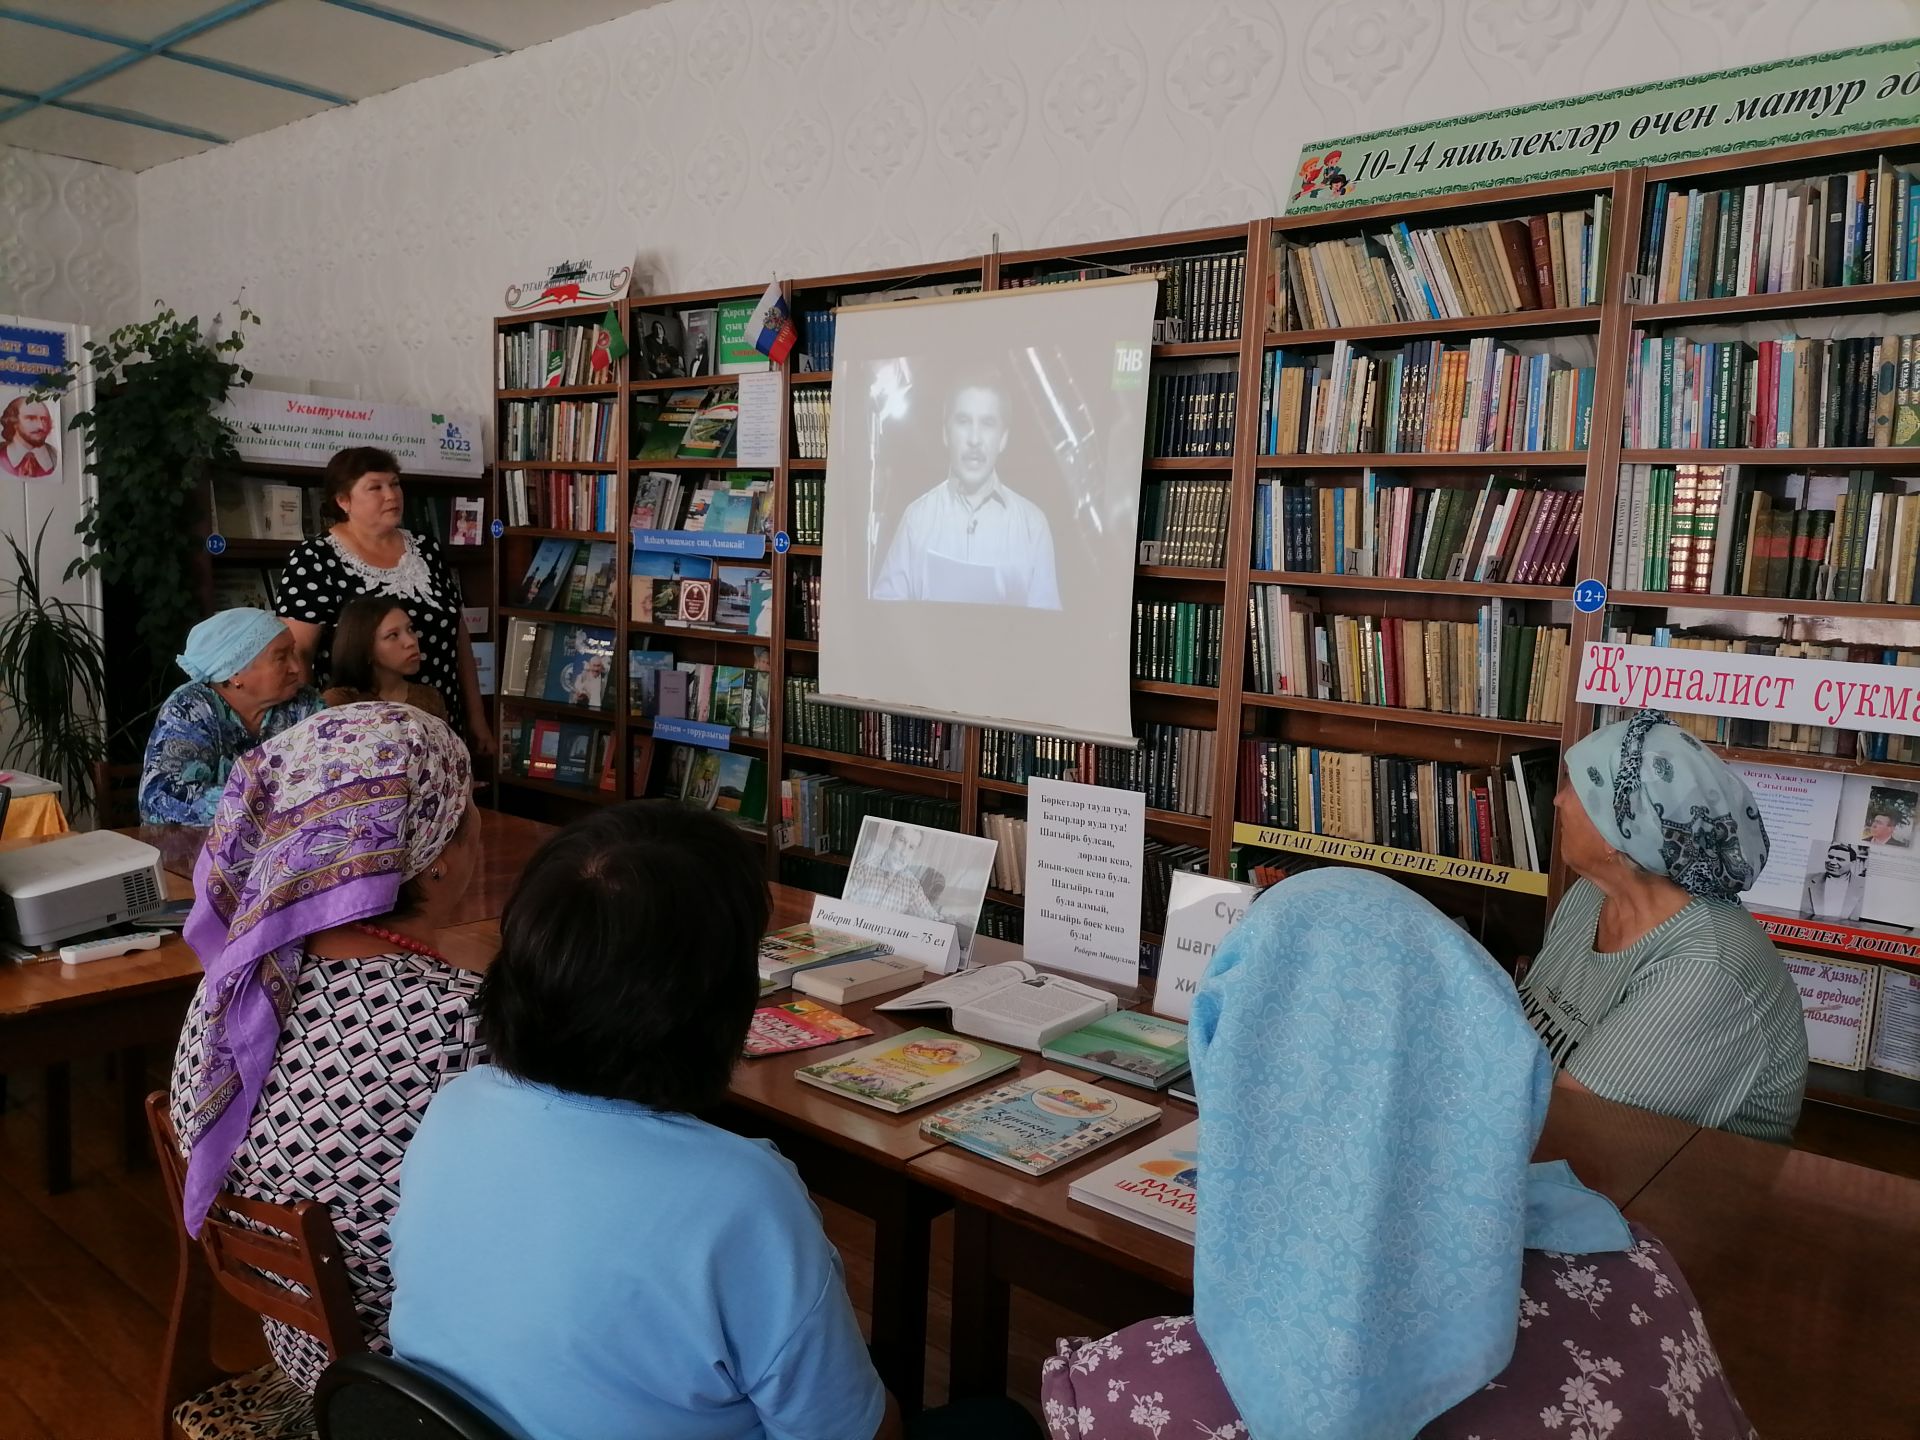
[1288,39,1920,214]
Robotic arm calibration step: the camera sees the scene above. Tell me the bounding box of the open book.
[878,961,1118,1050]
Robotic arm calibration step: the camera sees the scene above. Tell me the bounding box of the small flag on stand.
[747,279,797,364]
[592,306,627,383]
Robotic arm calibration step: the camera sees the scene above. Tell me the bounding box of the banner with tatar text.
[216,388,484,478]
[1577,642,1920,738]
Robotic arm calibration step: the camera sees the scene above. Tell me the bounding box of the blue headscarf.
[1566,709,1768,901]
[1190,868,1630,1440]
[177,608,288,684]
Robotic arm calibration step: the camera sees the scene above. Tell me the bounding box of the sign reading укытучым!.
[1287,39,1920,213]
[1577,641,1920,737]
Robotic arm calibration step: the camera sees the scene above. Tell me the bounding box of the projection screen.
[817,276,1157,747]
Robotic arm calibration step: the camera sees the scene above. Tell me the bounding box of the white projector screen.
[818,276,1157,747]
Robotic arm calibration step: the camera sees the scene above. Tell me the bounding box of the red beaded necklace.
[351,920,447,962]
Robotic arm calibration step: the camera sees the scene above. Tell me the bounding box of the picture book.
[1067,1119,1200,1242]
[794,1028,1019,1113]
[879,962,1118,1050]
[1042,1011,1191,1089]
[744,999,873,1057]
[758,923,893,995]
[794,954,927,1005]
[920,1070,1160,1175]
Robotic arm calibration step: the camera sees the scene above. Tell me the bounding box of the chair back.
[93,760,141,829]
[315,1353,515,1440]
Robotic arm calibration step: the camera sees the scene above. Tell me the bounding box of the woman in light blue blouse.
[137,609,323,825]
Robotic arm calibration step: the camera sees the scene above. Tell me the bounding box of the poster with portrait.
[1838,775,1920,933]
[0,385,59,482]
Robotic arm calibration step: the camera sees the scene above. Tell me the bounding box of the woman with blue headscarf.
[1521,709,1805,1144]
[1041,867,1756,1440]
[137,608,323,825]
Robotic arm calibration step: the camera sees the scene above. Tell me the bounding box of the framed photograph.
[844,817,998,957]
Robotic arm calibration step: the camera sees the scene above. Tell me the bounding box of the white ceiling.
[0,0,655,171]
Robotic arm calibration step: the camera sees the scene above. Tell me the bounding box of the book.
[632,311,688,380]
[679,391,740,459]
[633,387,710,461]
[919,1070,1160,1175]
[1041,1011,1191,1090]
[1067,1119,1200,1242]
[744,999,873,1057]
[757,923,892,996]
[793,954,927,1005]
[878,961,1118,1050]
[793,1027,1019,1113]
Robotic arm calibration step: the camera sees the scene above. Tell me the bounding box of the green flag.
[600,306,628,362]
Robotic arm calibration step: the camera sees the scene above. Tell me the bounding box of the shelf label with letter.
[1152,872,1261,1021]
[809,894,957,973]
[652,717,731,750]
[1232,823,1549,895]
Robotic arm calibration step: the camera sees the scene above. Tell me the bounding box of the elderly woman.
[276,446,493,755]
[168,703,481,1392]
[138,608,323,825]
[1042,868,1756,1439]
[1522,708,1807,1142]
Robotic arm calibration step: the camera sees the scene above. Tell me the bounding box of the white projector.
[0,831,167,947]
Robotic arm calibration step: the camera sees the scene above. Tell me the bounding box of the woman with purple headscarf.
[166,702,482,1392]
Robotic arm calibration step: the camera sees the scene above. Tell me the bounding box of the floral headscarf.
[177,703,470,1233]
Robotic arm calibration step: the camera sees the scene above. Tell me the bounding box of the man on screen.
[870,372,1060,609]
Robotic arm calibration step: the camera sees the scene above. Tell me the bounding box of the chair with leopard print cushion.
[147,1093,363,1440]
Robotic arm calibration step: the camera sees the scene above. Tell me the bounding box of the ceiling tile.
[364,0,655,51]
[0,20,124,94]
[0,104,212,169]
[74,55,333,139]
[0,0,242,44]
[172,0,482,102]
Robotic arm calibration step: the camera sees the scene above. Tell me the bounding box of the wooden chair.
[93,759,142,830]
[146,1092,364,1440]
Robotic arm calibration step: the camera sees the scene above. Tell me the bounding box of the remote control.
[59,932,164,965]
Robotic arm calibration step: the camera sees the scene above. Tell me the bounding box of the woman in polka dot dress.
[277,446,496,756]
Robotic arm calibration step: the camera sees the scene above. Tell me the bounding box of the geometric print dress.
[168,949,484,1391]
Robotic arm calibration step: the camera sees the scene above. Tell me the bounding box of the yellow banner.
[1232,824,1549,895]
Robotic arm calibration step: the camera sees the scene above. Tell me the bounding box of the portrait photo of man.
[1803,841,1867,923]
[870,370,1060,610]
[0,396,58,479]
[845,821,940,922]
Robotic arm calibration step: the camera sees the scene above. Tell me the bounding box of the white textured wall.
[0,146,141,332]
[136,0,1920,418]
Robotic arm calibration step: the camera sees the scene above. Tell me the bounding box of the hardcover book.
[1041,1011,1191,1089]
[920,1070,1160,1175]
[744,999,873,1057]
[1066,1119,1200,1242]
[757,923,892,995]
[793,1028,1018,1113]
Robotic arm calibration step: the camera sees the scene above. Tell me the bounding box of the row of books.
[783,676,963,770]
[511,538,617,616]
[628,553,774,635]
[501,716,615,792]
[499,621,615,710]
[792,385,830,460]
[1252,475,1585,586]
[1637,159,1920,303]
[789,563,821,641]
[790,473,826,545]
[1260,340,1594,456]
[799,310,836,373]
[1010,250,1246,344]
[502,399,615,464]
[1247,593,1570,723]
[632,385,742,461]
[1236,740,1555,873]
[1132,600,1223,687]
[1147,371,1237,458]
[654,742,770,825]
[979,725,1217,818]
[496,319,616,390]
[1273,204,1610,331]
[778,776,959,855]
[628,471,774,534]
[502,470,613,533]
[1138,477,1231,568]
[1621,332,1917,450]
[631,651,771,737]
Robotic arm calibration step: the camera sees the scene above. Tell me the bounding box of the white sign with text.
[1784,953,1880,1071]
[809,893,959,974]
[1152,872,1261,1021]
[735,370,782,466]
[1022,777,1146,987]
[217,388,484,478]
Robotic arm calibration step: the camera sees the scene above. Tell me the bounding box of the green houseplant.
[0,519,108,818]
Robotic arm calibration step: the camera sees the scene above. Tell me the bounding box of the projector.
[0,831,167,948]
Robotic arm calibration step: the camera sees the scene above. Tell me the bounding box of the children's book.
[744,1000,873,1057]
[1042,1012,1191,1090]
[1067,1119,1200,1242]
[920,1070,1160,1176]
[793,1028,1018,1113]
[758,923,892,995]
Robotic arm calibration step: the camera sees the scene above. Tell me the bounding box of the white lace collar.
[326,528,442,607]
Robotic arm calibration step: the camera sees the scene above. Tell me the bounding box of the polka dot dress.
[277,529,467,733]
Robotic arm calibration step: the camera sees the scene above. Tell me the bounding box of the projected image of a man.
[871,371,1061,610]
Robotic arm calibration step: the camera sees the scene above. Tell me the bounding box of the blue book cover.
[920,1070,1159,1175]
[518,538,576,612]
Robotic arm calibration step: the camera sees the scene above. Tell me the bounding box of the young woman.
[321,595,450,722]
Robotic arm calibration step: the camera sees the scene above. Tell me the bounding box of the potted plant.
[0,519,108,819]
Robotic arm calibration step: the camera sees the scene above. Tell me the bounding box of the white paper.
[1152,872,1260,1021]
[1729,763,1844,917]
[1023,778,1146,987]
[735,370,782,466]
[1782,953,1879,1070]
[843,815,997,960]
[1869,968,1920,1080]
[809,893,958,973]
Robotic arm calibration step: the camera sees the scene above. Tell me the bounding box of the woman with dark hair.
[321,595,449,722]
[275,446,493,755]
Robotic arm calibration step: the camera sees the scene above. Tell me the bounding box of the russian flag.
[747,278,797,364]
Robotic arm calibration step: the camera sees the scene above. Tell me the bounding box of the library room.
[4,3,1920,1437]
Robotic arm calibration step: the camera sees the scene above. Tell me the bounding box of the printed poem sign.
[1577,642,1920,737]
[1024,777,1145,987]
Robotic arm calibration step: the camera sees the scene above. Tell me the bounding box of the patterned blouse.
[137,681,324,826]
[1041,1226,1756,1439]
[168,949,485,1390]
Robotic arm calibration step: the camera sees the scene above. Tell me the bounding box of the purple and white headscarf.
[178,702,470,1233]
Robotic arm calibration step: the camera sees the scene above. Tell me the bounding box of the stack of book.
[1253,474,1584,586]
[789,561,822,640]
[1009,250,1246,343]
[1237,740,1557,872]
[1246,592,1569,723]
[500,716,615,791]
[628,471,774,534]
[800,310,837,371]
[979,726,1216,818]
[630,650,771,737]
[791,473,826,545]
[981,811,1026,893]
[502,471,614,531]
[1147,371,1237,458]
[498,621,616,710]
[509,538,618,617]
[502,399,615,463]
[784,676,963,770]
[1637,159,1920,302]
[1259,339,1594,455]
[496,319,617,389]
[1139,477,1232,568]
[1622,332,1918,450]
[792,384,830,460]
[632,385,742,461]
[779,776,959,855]
[1132,600,1223,687]
[659,743,769,825]
[1273,203,1609,330]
